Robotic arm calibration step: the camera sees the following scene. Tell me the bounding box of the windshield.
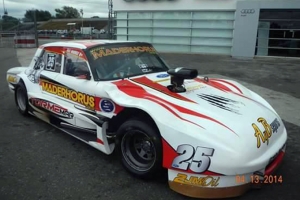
[87,43,169,81]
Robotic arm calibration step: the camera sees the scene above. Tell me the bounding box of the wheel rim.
[121,130,156,172]
[16,87,27,111]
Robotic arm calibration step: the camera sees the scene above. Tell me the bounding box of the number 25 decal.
[171,145,215,173]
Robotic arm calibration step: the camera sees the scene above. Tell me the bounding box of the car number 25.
[171,144,215,173]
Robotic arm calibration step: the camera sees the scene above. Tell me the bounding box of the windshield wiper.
[144,65,165,72]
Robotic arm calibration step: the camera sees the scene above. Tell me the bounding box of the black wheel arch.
[108,108,160,135]
[14,78,29,116]
[14,78,26,98]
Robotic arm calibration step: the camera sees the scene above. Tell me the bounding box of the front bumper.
[168,147,285,199]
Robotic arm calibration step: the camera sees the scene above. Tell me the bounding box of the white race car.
[6,40,287,198]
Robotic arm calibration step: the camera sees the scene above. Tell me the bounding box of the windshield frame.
[84,42,170,81]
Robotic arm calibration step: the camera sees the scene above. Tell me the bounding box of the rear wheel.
[117,118,162,179]
[15,81,29,116]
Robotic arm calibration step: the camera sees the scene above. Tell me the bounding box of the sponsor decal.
[90,46,156,59]
[171,145,214,173]
[173,173,220,187]
[156,73,169,78]
[30,98,74,119]
[198,94,244,114]
[138,64,151,73]
[7,75,17,83]
[100,99,115,112]
[252,117,280,148]
[40,80,95,110]
[185,84,205,92]
[66,48,86,59]
[46,54,56,71]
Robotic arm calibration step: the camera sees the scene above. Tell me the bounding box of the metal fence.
[0,32,16,48]
[37,33,111,40]
[0,31,37,48]
[0,31,115,49]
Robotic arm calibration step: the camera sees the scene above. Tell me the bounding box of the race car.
[6,40,287,199]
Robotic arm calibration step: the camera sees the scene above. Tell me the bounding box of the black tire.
[15,81,29,116]
[117,118,163,179]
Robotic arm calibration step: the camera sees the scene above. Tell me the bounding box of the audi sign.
[241,9,255,14]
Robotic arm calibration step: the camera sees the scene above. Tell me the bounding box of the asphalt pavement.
[0,44,299,200]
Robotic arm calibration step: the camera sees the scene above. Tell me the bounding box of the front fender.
[217,78,278,116]
[6,67,28,92]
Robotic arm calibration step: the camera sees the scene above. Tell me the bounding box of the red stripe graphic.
[97,138,104,144]
[131,76,196,103]
[212,79,243,94]
[265,151,285,175]
[113,79,236,135]
[195,77,232,93]
[145,96,204,129]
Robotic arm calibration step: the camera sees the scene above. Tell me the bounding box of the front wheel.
[117,118,163,179]
[15,81,29,116]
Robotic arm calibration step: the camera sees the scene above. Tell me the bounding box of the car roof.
[41,40,145,49]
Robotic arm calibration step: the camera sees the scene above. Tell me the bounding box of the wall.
[114,1,237,54]
[114,0,238,11]
[115,10,235,54]
[232,0,300,58]
[114,0,300,57]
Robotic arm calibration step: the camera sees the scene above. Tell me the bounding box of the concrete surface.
[0,47,299,200]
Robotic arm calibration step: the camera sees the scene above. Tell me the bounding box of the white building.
[114,0,300,58]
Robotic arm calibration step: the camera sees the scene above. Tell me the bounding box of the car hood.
[110,72,285,146]
[128,73,278,119]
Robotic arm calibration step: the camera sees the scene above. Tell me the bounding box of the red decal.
[114,104,124,114]
[131,76,196,103]
[265,151,285,175]
[145,96,204,129]
[195,77,232,93]
[97,138,104,144]
[162,139,223,176]
[169,101,237,135]
[65,47,88,60]
[43,46,87,61]
[44,46,65,55]
[113,79,204,129]
[95,97,101,111]
[72,41,103,48]
[113,79,236,134]
[233,92,268,109]
[213,79,243,94]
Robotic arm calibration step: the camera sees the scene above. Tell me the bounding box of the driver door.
[55,48,98,126]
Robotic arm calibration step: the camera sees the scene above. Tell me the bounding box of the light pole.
[3,0,8,15]
[32,9,39,47]
[80,9,83,34]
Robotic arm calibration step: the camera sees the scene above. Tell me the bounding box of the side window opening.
[34,50,62,73]
[63,50,90,78]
